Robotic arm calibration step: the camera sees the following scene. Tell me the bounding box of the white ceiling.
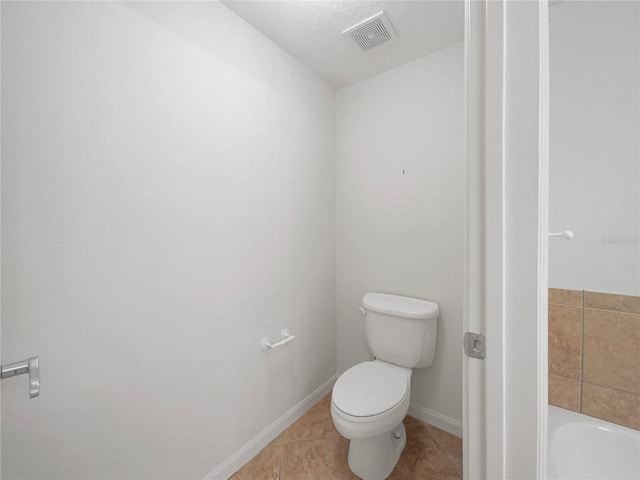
[221,1,464,88]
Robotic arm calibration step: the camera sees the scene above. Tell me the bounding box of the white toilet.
[331,293,439,480]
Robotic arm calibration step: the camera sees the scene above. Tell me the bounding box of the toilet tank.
[363,293,439,368]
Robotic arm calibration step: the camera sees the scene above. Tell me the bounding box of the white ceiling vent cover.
[343,11,396,51]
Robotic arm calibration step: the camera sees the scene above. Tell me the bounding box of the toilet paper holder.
[261,329,296,351]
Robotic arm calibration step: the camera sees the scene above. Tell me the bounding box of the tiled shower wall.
[548,289,640,430]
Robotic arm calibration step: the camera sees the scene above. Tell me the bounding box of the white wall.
[336,44,465,427]
[1,2,335,478]
[549,1,640,296]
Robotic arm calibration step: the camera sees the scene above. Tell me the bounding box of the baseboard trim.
[204,374,339,480]
[408,404,462,438]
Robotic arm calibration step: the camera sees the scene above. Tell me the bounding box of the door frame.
[1,2,4,476]
[463,1,549,478]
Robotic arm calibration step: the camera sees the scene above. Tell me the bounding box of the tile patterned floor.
[230,394,462,480]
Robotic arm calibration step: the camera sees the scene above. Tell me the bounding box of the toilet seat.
[333,361,409,418]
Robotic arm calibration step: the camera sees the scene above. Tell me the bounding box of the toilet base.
[347,422,406,480]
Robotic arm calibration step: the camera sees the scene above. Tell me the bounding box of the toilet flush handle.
[358,307,367,315]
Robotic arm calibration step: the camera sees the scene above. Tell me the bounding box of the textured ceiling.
[221,1,464,88]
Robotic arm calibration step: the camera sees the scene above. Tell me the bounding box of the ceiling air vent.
[343,11,396,51]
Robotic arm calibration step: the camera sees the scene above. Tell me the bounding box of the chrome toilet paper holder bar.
[261,329,295,351]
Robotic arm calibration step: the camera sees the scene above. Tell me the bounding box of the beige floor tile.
[583,308,640,394]
[402,414,422,426]
[548,304,582,380]
[280,436,359,480]
[231,395,463,479]
[389,425,460,479]
[407,448,461,480]
[582,382,640,431]
[548,374,581,412]
[388,423,436,478]
[271,430,286,445]
[425,424,463,476]
[584,291,640,314]
[229,443,282,480]
[278,394,339,443]
[549,288,583,306]
[403,422,439,452]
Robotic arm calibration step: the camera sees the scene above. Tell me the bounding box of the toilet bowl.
[331,293,439,480]
[331,360,411,480]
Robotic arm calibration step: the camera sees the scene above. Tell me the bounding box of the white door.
[463,1,550,478]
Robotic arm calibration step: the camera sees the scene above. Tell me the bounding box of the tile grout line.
[581,306,640,316]
[423,424,464,477]
[581,380,640,396]
[444,448,463,477]
[275,433,341,445]
[548,301,582,307]
[548,292,640,314]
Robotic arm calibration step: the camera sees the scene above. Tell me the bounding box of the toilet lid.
[332,362,409,417]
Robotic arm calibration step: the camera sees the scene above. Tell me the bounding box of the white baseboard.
[204,374,339,480]
[408,404,462,438]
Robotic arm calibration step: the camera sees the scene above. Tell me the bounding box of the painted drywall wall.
[1,2,335,478]
[336,43,465,427]
[549,1,640,296]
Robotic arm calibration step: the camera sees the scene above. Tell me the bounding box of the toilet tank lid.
[362,293,439,319]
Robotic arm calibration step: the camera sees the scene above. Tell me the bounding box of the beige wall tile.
[548,304,582,380]
[583,308,640,394]
[549,288,583,306]
[549,374,581,412]
[582,383,640,431]
[584,291,640,314]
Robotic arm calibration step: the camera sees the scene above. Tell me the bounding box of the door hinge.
[463,332,485,359]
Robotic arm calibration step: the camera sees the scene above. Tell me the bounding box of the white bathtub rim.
[547,405,640,480]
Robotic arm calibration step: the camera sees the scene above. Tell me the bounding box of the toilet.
[331,293,439,480]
